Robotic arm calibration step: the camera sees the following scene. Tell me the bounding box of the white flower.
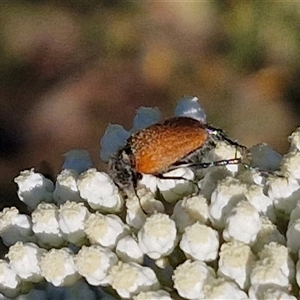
[209,177,247,228]
[9,104,300,298]
[62,149,93,174]
[288,127,300,152]
[31,203,65,248]
[77,169,123,212]
[173,260,215,300]
[204,278,249,299]
[245,184,276,222]
[248,143,282,172]
[108,261,159,298]
[171,194,209,233]
[252,216,285,254]
[138,213,177,260]
[0,259,31,298]
[6,242,46,282]
[74,245,118,286]
[100,124,130,162]
[180,222,219,262]
[58,201,90,246]
[53,169,82,205]
[85,212,129,249]
[266,175,300,216]
[0,207,36,246]
[156,168,196,203]
[40,248,80,287]
[250,243,295,289]
[218,241,255,289]
[223,200,261,245]
[14,169,54,210]
[116,235,144,264]
[134,290,172,300]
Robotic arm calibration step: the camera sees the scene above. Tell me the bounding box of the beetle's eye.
[136,172,142,181]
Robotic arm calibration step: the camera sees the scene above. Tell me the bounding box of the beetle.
[108,116,247,192]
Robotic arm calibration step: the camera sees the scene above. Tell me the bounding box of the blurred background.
[1,1,300,210]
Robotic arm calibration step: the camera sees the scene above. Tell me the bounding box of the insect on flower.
[108,116,248,193]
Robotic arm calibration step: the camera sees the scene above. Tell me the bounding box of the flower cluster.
[1,97,300,299]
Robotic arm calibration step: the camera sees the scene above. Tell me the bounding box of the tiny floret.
[0,207,36,246]
[209,177,247,228]
[138,213,177,259]
[267,175,300,216]
[53,169,82,205]
[288,127,300,152]
[218,241,255,289]
[0,259,31,298]
[252,216,286,254]
[173,260,215,300]
[207,141,242,173]
[204,278,248,299]
[14,168,54,210]
[109,261,159,298]
[6,242,46,282]
[58,201,90,246]
[245,184,276,222]
[250,243,295,289]
[281,151,300,179]
[74,245,118,286]
[287,218,300,254]
[85,212,129,249]
[155,168,195,203]
[171,194,209,233]
[248,285,296,300]
[180,222,219,262]
[223,200,261,245]
[116,235,144,264]
[40,248,80,287]
[31,203,64,248]
[78,168,124,212]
